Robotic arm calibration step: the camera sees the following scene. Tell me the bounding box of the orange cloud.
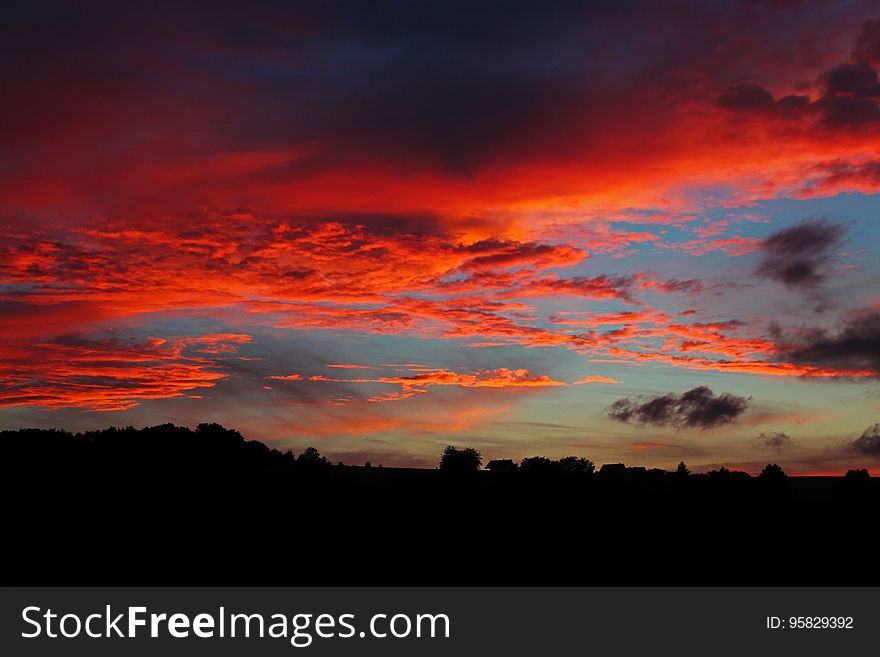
[572,375,620,384]
[267,366,567,403]
[0,334,250,411]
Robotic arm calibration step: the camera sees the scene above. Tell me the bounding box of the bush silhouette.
[519,456,555,475]
[759,463,786,481]
[559,456,595,475]
[845,468,869,482]
[297,446,330,472]
[519,456,594,477]
[758,463,789,493]
[439,446,482,475]
[842,468,870,492]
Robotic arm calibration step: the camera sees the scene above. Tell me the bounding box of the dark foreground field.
[4,424,877,585]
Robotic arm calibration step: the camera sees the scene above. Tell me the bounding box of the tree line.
[438,445,872,485]
[2,424,873,486]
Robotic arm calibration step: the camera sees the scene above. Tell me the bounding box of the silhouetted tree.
[519,456,556,475]
[675,461,690,478]
[759,463,786,481]
[439,446,482,475]
[558,456,595,475]
[845,468,869,482]
[196,422,245,443]
[758,463,788,494]
[842,468,870,492]
[297,446,330,472]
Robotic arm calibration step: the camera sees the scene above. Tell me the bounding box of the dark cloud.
[754,219,844,289]
[757,431,792,449]
[716,82,775,111]
[817,62,880,128]
[851,423,880,456]
[717,19,880,129]
[607,386,751,430]
[4,0,865,198]
[853,18,880,68]
[714,82,812,120]
[780,311,880,377]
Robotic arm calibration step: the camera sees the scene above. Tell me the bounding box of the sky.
[2,0,880,473]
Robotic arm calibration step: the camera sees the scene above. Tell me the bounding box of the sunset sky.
[2,0,879,473]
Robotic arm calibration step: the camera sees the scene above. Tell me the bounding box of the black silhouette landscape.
[5,424,877,585]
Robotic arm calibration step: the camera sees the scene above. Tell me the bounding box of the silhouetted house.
[599,463,627,478]
[625,466,647,478]
[485,459,517,474]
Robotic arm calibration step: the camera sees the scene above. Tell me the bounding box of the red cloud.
[2,206,872,418]
[0,334,251,411]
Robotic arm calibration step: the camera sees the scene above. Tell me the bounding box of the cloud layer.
[1,2,879,472]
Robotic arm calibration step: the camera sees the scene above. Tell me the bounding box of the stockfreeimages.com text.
[22,605,451,647]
